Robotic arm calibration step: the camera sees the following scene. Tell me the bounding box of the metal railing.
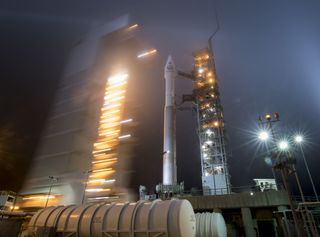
[180,184,282,197]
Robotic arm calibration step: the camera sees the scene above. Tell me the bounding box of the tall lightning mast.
[193,48,230,195]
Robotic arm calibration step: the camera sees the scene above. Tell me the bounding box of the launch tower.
[192,48,231,195]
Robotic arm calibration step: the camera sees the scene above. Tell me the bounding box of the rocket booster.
[163,55,177,185]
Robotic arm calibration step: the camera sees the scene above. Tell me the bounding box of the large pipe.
[195,212,227,237]
[163,55,177,185]
[27,199,196,237]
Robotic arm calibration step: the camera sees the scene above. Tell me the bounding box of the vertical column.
[241,207,255,237]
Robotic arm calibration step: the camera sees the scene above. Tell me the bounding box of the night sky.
[1,0,320,196]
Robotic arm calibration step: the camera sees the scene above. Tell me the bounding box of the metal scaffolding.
[192,48,231,195]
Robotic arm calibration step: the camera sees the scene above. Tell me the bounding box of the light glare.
[294,135,303,144]
[258,131,269,141]
[278,140,289,150]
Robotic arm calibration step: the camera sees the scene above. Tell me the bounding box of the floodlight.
[258,131,269,141]
[278,140,289,150]
[294,135,303,144]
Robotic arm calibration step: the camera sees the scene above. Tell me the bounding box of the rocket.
[163,55,177,185]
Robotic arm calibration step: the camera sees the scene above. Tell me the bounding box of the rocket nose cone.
[165,55,176,74]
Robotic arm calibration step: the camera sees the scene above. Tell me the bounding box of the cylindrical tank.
[195,212,227,237]
[27,199,196,237]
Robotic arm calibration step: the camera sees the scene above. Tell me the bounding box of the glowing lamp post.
[257,113,303,237]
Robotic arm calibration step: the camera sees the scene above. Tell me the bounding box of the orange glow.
[107,73,128,85]
[104,103,121,109]
[88,72,129,199]
[89,170,115,178]
[92,148,111,153]
[92,158,117,164]
[106,81,127,90]
[100,116,121,123]
[101,110,120,117]
[104,95,125,103]
[23,195,55,200]
[104,90,125,99]
[92,167,112,172]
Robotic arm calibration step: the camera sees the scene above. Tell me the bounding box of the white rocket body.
[163,56,177,185]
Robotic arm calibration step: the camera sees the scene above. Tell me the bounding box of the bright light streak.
[119,134,131,140]
[137,49,157,58]
[120,118,133,124]
[92,158,117,164]
[128,24,138,30]
[101,112,120,119]
[278,140,289,150]
[104,103,121,110]
[99,131,119,137]
[23,195,55,200]
[100,116,120,123]
[89,171,115,178]
[89,196,109,200]
[85,188,110,193]
[88,179,115,184]
[258,131,269,141]
[93,141,112,147]
[106,81,127,90]
[104,95,125,103]
[88,196,119,200]
[107,73,128,85]
[99,122,120,129]
[92,168,112,173]
[93,153,112,158]
[88,179,106,184]
[92,148,111,153]
[104,90,125,100]
[92,159,117,164]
